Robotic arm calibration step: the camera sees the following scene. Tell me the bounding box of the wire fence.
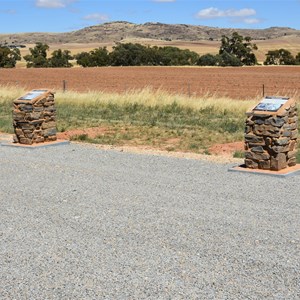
[2,79,298,100]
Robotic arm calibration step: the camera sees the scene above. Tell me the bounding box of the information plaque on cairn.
[13,89,57,145]
[244,96,298,171]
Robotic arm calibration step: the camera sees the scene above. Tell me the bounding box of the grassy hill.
[1,21,299,44]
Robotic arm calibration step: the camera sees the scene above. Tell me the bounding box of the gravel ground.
[0,142,299,299]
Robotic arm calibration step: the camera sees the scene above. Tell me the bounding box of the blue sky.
[1,0,299,33]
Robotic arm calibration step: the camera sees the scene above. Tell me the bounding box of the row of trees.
[264,49,300,65]
[74,32,259,67]
[0,42,73,68]
[0,47,21,68]
[1,33,300,68]
[23,43,73,68]
[76,43,199,67]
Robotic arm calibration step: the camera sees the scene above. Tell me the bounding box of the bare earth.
[0,131,243,164]
[55,128,244,162]
[1,66,300,99]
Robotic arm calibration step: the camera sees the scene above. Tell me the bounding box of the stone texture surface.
[245,104,298,171]
[13,92,57,144]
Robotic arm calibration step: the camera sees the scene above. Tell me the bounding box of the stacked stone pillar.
[245,97,298,171]
[13,89,57,145]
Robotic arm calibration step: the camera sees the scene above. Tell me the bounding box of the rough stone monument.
[13,89,57,145]
[244,96,298,171]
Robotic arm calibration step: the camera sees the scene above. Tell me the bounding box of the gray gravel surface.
[0,143,299,300]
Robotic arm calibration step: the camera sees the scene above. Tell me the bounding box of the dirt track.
[1,66,299,99]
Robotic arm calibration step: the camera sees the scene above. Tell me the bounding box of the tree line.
[1,32,300,68]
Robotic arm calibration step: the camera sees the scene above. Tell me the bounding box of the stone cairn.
[13,89,57,145]
[245,97,298,171]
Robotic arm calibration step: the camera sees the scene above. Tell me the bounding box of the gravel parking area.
[0,142,299,299]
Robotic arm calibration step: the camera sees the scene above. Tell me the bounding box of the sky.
[0,0,299,34]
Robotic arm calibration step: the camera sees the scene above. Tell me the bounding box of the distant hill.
[1,21,300,45]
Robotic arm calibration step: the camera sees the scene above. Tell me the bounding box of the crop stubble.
[0,66,299,99]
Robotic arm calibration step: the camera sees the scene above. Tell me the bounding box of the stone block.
[291,129,298,139]
[254,119,265,125]
[47,136,57,142]
[245,151,270,161]
[245,159,258,169]
[33,107,44,112]
[246,117,254,126]
[15,128,24,136]
[44,101,54,107]
[289,116,298,124]
[271,144,290,153]
[287,157,297,167]
[19,105,33,112]
[273,137,290,146]
[28,112,42,120]
[250,146,265,153]
[13,111,26,120]
[43,128,56,137]
[245,134,264,144]
[42,121,56,130]
[35,136,45,143]
[269,117,285,127]
[282,131,291,138]
[28,119,44,125]
[289,140,296,151]
[44,106,56,112]
[270,153,287,171]
[245,126,252,134]
[287,150,298,159]
[19,137,33,145]
[258,160,271,170]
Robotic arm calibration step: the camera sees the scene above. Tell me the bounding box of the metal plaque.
[254,97,289,112]
[19,90,48,101]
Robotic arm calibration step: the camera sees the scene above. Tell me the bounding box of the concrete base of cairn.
[245,103,298,171]
[13,92,57,145]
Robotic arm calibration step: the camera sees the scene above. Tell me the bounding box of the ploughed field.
[1,66,299,99]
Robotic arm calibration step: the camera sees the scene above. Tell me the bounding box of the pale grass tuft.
[54,87,257,115]
[0,85,26,102]
[1,85,296,115]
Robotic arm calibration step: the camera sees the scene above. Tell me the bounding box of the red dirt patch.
[57,127,244,157]
[57,127,110,139]
[209,141,244,156]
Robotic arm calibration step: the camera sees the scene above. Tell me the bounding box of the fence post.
[262,84,265,97]
[188,83,191,97]
[63,80,67,93]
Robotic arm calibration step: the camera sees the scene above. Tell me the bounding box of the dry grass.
[0,85,26,101]
[0,84,295,115]
[54,87,257,115]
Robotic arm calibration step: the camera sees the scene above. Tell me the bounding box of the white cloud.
[195,7,262,24]
[35,0,76,9]
[196,7,256,19]
[83,13,109,23]
[244,18,261,24]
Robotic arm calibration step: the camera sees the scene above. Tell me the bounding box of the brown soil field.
[1,66,299,100]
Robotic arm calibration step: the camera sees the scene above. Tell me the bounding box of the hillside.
[1,21,300,45]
